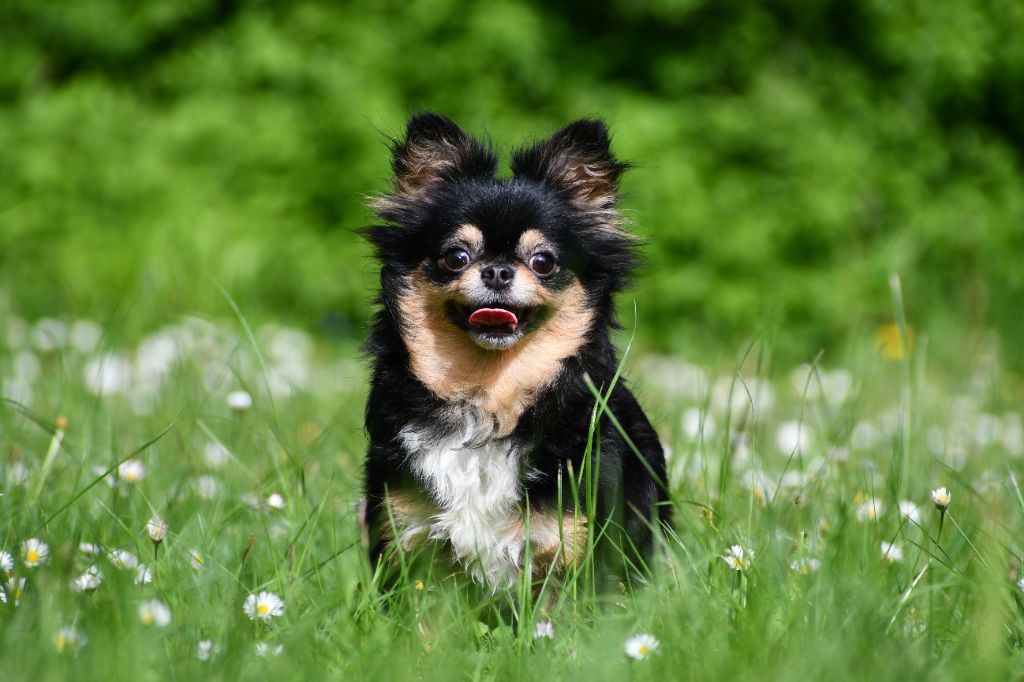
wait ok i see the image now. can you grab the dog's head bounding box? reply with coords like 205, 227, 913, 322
367, 113, 636, 354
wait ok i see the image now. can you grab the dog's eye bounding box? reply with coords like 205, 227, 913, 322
528, 252, 557, 276
441, 248, 471, 272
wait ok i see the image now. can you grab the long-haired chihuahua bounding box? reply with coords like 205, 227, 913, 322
361, 113, 670, 591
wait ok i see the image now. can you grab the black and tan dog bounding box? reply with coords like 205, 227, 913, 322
361, 113, 669, 590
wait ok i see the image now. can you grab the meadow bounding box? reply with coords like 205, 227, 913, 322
3, 0, 1024, 678
1, 283, 1022, 680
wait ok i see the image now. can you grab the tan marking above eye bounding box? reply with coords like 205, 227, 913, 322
516, 229, 549, 258
454, 224, 484, 251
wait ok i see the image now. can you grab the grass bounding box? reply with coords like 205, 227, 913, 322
1, 304, 1022, 681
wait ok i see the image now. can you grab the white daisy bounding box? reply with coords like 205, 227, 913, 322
265, 493, 286, 510
898, 501, 921, 524
71, 565, 103, 592
79, 542, 103, 556
931, 487, 951, 510
22, 538, 49, 567
134, 564, 153, 585
534, 620, 555, 639
790, 558, 821, 574
204, 442, 230, 468
146, 516, 168, 543
777, 421, 813, 454
6, 576, 25, 605
856, 498, 884, 522
195, 475, 220, 500
196, 639, 218, 661
54, 625, 87, 654
138, 599, 172, 627
107, 549, 139, 570
624, 633, 660, 660
722, 544, 754, 572
244, 591, 284, 621
1017, 576, 1024, 594
0, 551, 13, 573
118, 459, 145, 484
255, 641, 284, 657
227, 390, 253, 411
880, 541, 903, 563
189, 549, 205, 571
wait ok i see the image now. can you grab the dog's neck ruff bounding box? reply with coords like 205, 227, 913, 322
399, 413, 527, 589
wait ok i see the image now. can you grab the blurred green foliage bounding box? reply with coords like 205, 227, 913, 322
2, 0, 1023, 367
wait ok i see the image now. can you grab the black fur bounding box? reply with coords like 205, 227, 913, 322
362, 113, 670, 584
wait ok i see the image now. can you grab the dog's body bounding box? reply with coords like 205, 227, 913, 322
362, 113, 669, 590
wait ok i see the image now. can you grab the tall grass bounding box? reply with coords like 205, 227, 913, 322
0, 305, 1021, 680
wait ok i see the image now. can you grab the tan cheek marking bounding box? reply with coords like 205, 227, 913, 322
454, 224, 484, 251
397, 272, 594, 438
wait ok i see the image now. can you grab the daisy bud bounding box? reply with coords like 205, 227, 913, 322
146, 516, 168, 543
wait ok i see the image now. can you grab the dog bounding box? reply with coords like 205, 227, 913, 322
361, 113, 670, 591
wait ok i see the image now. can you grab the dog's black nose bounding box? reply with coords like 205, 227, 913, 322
480, 264, 515, 290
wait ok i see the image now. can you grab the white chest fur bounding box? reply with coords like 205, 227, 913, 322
399, 420, 527, 589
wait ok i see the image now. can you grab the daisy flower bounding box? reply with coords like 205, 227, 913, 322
138, 599, 172, 627
880, 541, 903, 563
71, 565, 103, 592
204, 442, 230, 468
534, 620, 555, 639
134, 564, 153, 585
6, 577, 25, 605
22, 538, 49, 567
255, 642, 284, 657
118, 459, 146, 483
79, 542, 102, 556
0, 551, 13, 573
856, 497, 884, 522
107, 549, 139, 570
265, 493, 286, 510
898, 501, 921, 524
54, 625, 87, 654
146, 516, 168, 543
189, 549, 205, 570
624, 633, 660, 660
722, 544, 754, 572
244, 591, 284, 621
1017, 576, 1024, 594
931, 487, 951, 510
227, 390, 253, 411
790, 558, 821, 574
196, 639, 218, 661
195, 475, 220, 500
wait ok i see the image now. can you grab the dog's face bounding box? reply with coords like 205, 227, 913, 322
420, 206, 588, 351
368, 114, 636, 355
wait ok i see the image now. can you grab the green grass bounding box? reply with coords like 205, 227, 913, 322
1, 306, 1022, 681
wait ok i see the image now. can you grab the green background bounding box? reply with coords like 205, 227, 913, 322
2, 0, 1023, 369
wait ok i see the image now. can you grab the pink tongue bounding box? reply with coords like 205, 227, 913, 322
468, 308, 518, 327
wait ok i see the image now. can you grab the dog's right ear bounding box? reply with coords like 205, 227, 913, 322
383, 113, 496, 205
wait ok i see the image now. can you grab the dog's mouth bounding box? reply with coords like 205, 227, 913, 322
446, 302, 542, 350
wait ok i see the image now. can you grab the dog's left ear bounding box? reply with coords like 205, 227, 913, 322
511, 119, 630, 215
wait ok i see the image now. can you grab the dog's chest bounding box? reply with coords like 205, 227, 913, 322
398, 421, 526, 588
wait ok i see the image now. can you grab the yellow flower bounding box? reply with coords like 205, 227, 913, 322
874, 324, 914, 360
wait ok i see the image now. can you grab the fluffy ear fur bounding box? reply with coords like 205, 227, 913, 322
381, 113, 496, 207
510, 119, 630, 217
